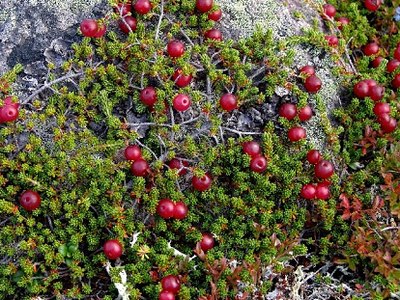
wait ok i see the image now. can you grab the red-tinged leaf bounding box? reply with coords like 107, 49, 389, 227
342, 209, 352, 220
357, 244, 368, 255
372, 196, 384, 209
339, 194, 350, 209
352, 211, 362, 221
383, 251, 392, 263
352, 198, 363, 211
382, 173, 393, 186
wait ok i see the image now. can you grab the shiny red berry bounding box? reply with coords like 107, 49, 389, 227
172, 69, 192, 88
93, 23, 107, 38
395, 47, 400, 61
373, 102, 390, 117
369, 85, 384, 101
315, 183, 330, 200
300, 65, 315, 77
103, 239, 123, 260
315, 160, 334, 179
124, 145, 142, 161
118, 16, 137, 34
208, 8, 222, 21
325, 35, 338, 47
173, 94, 191, 112
80, 19, 98, 37
322, 4, 336, 18
278, 103, 297, 120
387, 59, 400, 73
140, 86, 157, 107
0, 104, 19, 123
192, 174, 212, 191
363, 42, 379, 56
337, 17, 350, 30
392, 74, 400, 89
242, 141, 261, 157
364, 0, 382, 11
159, 290, 175, 300
20, 190, 41, 211
379, 115, 397, 133
371, 56, 383, 68
168, 158, 188, 176
133, 0, 151, 14
173, 201, 188, 220
220, 93, 238, 111
156, 199, 175, 219
204, 29, 222, 41
161, 275, 181, 294
250, 156, 267, 173
353, 80, 370, 99
200, 233, 214, 251
131, 159, 149, 176
307, 149, 321, 165
298, 105, 313, 122
300, 184, 316, 200
304, 75, 322, 93
115, 3, 132, 16
167, 40, 185, 58
196, 0, 213, 13
288, 126, 306, 142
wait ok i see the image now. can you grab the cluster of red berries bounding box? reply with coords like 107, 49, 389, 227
353, 79, 397, 133
156, 199, 188, 220
300, 150, 334, 200
196, 0, 223, 41
300, 65, 322, 94
0, 96, 19, 123
321, 4, 350, 47
242, 141, 267, 173
159, 275, 181, 300
80, 19, 106, 38
125, 145, 151, 177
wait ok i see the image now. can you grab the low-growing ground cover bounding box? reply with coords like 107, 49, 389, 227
0, 0, 400, 299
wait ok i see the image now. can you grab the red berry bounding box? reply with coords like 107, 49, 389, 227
392, 74, 400, 89
115, 3, 132, 16
242, 141, 261, 157
208, 8, 222, 21
371, 56, 383, 68
196, 0, 213, 13
140, 86, 157, 107
364, 0, 382, 11
364, 79, 377, 89
161, 275, 181, 294
379, 115, 397, 133
0, 104, 19, 123
133, 0, 151, 14
307, 149, 321, 165
387, 59, 400, 73
131, 159, 149, 176
103, 239, 123, 260
156, 199, 175, 219
167, 40, 185, 58
204, 29, 223, 41
288, 126, 306, 142
298, 105, 313, 122
220, 93, 238, 111
337, 17, 350, 30
373, 102, 390, 117
173, 94, 191, 112
314, 160, 334, 179
315, 183, 330, 200
369, 85, 384, 101
363, 42, 379, 56
300, 65, 315, 77
172, 69, 192, 88
304, 75, 322, 93
394, 47, 400, 61
80, 19, 98, 37
20, 190, 41, 211
159, 290, 175, 300
322, 4, 336, 18
300, 184, 316, 200
173, 201, 188, 220
192, 173, 212, 191
250, 156, 267, 173
325, 35, 338, 47
353, 80, 370, 99
93, 24, 106, 38
278, 103, 297, 120
118, 16, 137, 34
200, 233, 214, 251
124, 145, 142, 161
168, 158, 188, 176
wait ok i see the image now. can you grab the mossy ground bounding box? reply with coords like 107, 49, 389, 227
0, 0, 400, 299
